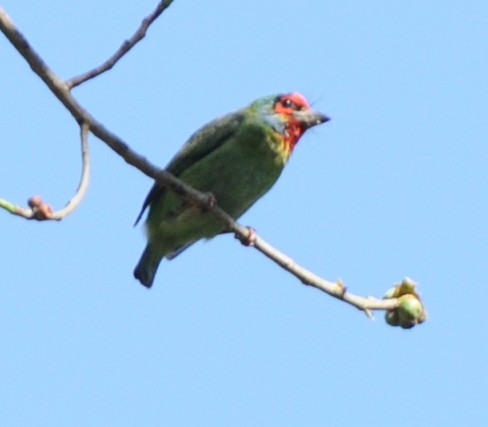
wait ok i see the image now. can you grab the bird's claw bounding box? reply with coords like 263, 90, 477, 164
236, 226, 257, 246
205, 192, 217, 210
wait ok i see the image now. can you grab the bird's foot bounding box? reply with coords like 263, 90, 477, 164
236, 226, 257, 246
201, 192, 217, 211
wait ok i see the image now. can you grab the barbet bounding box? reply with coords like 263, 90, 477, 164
134, 92, 329, 287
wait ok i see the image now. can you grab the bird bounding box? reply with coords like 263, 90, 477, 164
134, 92, 329, 288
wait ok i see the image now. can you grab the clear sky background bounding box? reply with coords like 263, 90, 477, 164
1, 1, 487, 425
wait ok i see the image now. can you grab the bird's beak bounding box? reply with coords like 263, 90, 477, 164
294, 110, 330, 130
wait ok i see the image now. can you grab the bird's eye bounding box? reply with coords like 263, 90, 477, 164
282, 98, 298, 110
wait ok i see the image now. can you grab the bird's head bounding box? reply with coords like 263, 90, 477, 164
251, 92, 330, 152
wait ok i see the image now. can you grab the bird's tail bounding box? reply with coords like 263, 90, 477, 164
134, 245, 162, 288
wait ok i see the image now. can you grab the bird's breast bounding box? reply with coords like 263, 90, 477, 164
179, 122, 286, 218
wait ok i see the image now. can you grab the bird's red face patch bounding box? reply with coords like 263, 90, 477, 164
274, 93, 312, 152
274, 92, 310, 115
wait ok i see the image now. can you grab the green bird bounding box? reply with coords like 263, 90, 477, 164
134, 92, 329, 288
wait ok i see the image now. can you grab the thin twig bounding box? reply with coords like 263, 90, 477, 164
50, 122, 91, 219
0, 122, 91, 221
0, 198, 33, 218
66, 0, 174, 89
248, 235, 400, 312
0, 7, 425, 322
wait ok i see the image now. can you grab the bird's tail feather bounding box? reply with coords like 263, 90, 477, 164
134, 245, 162, 288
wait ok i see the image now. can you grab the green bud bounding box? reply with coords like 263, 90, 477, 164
385, 310, 400, 327
397, 294, 426, 329
383, 277, 427, 329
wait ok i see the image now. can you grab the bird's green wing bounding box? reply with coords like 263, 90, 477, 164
165, 110, 246, 175
134, 110, 246, 225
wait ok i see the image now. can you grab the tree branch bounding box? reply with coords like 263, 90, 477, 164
0, 122, 90, 221
0, 6, 427, 327
50, 122, 91, 220
67, 0, 175, 89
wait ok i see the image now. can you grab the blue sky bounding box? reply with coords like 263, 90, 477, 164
1, 1, 487, 425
